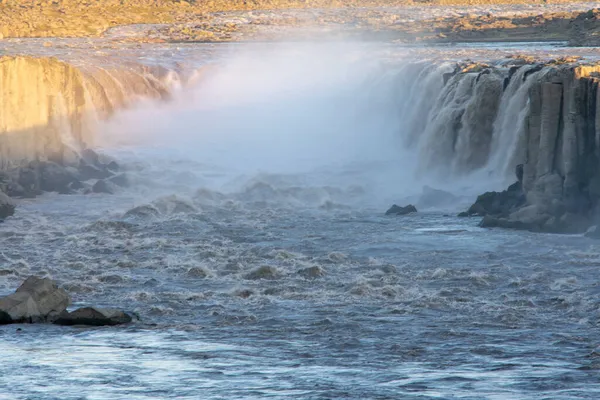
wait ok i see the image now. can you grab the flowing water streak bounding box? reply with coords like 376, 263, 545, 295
487, 65, 548, 182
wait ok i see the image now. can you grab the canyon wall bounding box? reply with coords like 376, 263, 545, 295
395, 59, 600, 232
0, 56, 174, 169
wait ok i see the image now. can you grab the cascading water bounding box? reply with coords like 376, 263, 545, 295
3, 43, 600, 399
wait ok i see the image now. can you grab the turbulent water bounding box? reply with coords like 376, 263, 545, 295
3, 43, 600, 399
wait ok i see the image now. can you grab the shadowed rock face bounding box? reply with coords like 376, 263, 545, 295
456, 62, 600, 233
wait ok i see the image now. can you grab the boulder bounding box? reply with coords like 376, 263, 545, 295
124, 204, 161, 219
585, 225, 600, 239
80, 163, 113, 180
0, 276, 70, 324
39, 161, 79, 193
108, 173, 132, 188
92, 179, 118, 194
464, 181, 525, 217
0, 191, 15, 220
418, 186, 458, 208
54, 307, 132, 326
385, 204, 418, 216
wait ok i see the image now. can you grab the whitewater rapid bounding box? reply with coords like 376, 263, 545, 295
2, 42, 600, 399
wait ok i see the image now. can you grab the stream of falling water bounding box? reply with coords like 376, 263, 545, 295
2, 43, 600, 399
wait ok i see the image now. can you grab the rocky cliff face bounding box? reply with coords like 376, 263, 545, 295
0, 56, 172, 168
405, 59, 600, 232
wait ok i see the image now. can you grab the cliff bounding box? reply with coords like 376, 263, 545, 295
417, 59, 600, 232
0, 56, 172, 168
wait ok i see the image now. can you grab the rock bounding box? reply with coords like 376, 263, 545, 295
39, 161, 78, 193
106, 161, 120, 172
92, 179, 118, 194
418, 186, 458, 208
0, 276, 70, 324
385, 204, 417, 216
585, 225, 600, 239
244, 266, 280, 280
80, 148, 101, 167
54, 307, 132, 326
124, 204, 161, 219
457, 211, 469, 217
152, 195, 197, 214
464, 181, 525, 217
108, 173, 132, 188
0, 191, 15, 220
80, 163, 113, 180
297, 266, 325, 279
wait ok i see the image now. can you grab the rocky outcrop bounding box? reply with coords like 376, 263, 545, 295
385, 204, 417, 216
0, 191, 15, 220
54, 307, 133, 327
0, 276, 70, 324
439, 61, 600, 233
0, 276, 133, 326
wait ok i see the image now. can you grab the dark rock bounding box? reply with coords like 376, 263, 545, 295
0, 276, 70, 324
464, 181, 525, 217
0, 191, 15, 220
80, 163, 113, 180
124, 204, 161, 219
80, 149, 101, 167
18, 165, 40, 194
39, 162, 78, 193
54, 307, 132, 327
418, 186, 458, 208
297, 266, 325, 279
385, 204, 418, 216
106, 161, 120, 172
92, 179, 118, 194
457, 211, 469, 217
585, 225, 600, 239
108, 173, 132, 188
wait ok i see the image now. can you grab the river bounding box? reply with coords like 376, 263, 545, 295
1, 41, 600, 399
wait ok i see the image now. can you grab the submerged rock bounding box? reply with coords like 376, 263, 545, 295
244, 265, 280, 280
0, 191, 15, 220
92, 179, 118, 194
385, 204, 417, 216
418, 186, 458, 208
54, 307, 132, 327
108, 173, 132, 188
124, 204, 161, 219
0, 276, 70, 324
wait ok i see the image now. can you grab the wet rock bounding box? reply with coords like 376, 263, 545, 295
464, 181, 525, 217
17, 165, 41, 195
124, 204, 161, 219
0, 276, 70, 324
418, 186, 458, 208
385, 204, 417, 216
0, 191, 16, 220
244, 265, 280, 280
153, 195, 197, 214
108, 173, 132, 188
54, 307, 132, 326
106, 161, 120, 172
80, 163, 113, 180
297, 266, 325, 279
80, 148, 101, 167
585, 225, 600, 239
92, 179, 118, 194
39, 161, 79, 193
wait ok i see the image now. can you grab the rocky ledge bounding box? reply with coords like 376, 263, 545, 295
0, 276, 132, 327
449, 60, 600, 235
